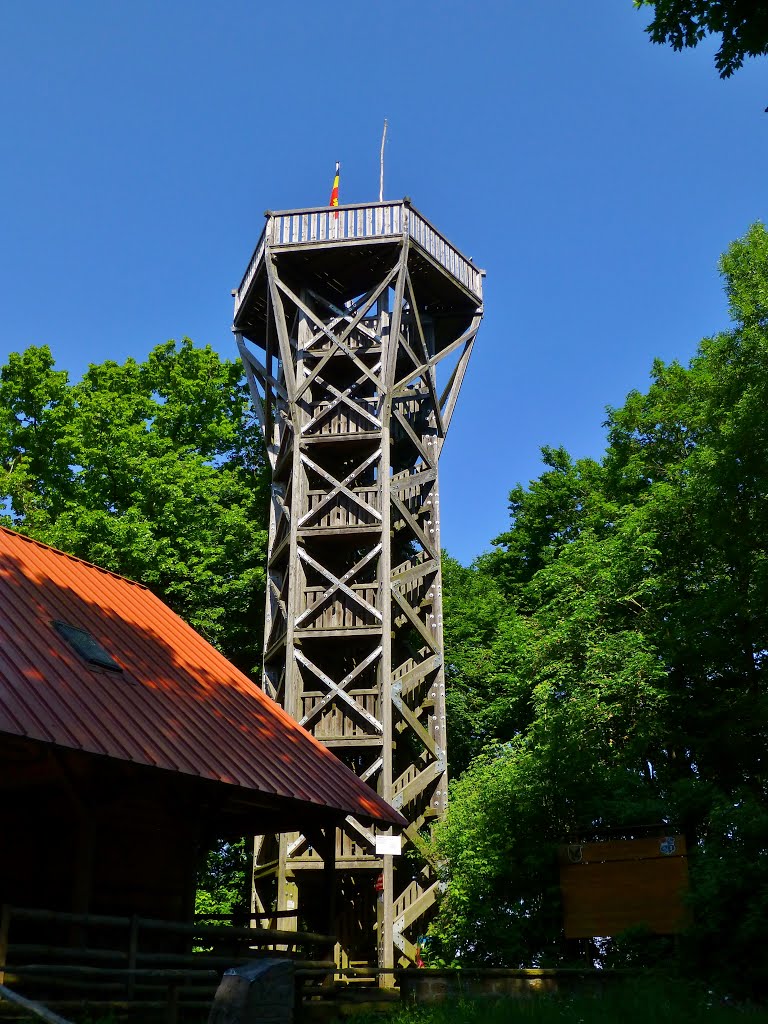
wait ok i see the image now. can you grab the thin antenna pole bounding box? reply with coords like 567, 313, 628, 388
379, 118, 388, 202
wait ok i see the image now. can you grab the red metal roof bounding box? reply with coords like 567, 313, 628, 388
0, 526, 403, 828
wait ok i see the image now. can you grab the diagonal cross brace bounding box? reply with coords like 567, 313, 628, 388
391, 687, 438, 758
295, 649, 383, 733
392, 408, 436, 469
304, 285, 388, 349
299, 450, 382, 526
299, 645, 383, 730
391, 586, 439, 654
277, 273, 395, 396
301, 361, 383, 435
302, 279, 388, 351
391, 494, 438, 562
393, 321, 481, 394
293, 281, 388, 405
392, 758, 445, 811
404, 268, 445, 438
240, 344, 289, 402
295, 543, 383, 626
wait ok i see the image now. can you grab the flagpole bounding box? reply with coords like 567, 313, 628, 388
379, 119, 388, 202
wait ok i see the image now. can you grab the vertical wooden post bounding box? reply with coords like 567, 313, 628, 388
318, 826, 337, 975
71, 814, 94, 949
127, 913, 139, 1000
0, 904, 10, 986
379, 240, 408, 983
166, 980, 180, 1024
303, 822, 337, 1002
270, 261, 303, 939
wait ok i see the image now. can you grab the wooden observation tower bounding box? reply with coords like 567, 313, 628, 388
233, 198, 483, 973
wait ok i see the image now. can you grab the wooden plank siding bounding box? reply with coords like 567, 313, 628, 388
559, 837, 689, 938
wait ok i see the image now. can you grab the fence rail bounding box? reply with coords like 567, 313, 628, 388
0, 904, 335, 1023
234, 201, 483, 315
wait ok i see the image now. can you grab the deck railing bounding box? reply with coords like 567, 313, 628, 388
271, 202, 403, 247
234, 201, 483, 315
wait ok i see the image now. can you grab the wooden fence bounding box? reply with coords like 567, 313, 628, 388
0, 905, 336, 1022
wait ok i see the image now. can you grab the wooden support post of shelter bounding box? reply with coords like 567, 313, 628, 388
0, 904, 10, 987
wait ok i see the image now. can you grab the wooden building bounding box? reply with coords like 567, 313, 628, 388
232, 199, 484, 973
0, 525, 403, 934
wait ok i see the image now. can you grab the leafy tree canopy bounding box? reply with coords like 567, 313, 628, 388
634, 0, 768, 77
0, 338, 269, 678
431, 224, 768, 991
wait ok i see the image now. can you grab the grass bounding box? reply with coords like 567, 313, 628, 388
350, 979, 768, 1023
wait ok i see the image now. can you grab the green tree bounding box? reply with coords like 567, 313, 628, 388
195, 838, 251, 919
432, 224, 768, 989
634, 0, 768, 77
442, 553, 518, 775
0, 338, 269, 678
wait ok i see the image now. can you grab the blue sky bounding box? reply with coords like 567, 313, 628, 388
1, 1, 766, 563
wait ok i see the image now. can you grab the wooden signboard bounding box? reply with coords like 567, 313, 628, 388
559, 835, 689, 938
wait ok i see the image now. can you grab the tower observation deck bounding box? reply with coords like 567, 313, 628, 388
233, 198, 483, 975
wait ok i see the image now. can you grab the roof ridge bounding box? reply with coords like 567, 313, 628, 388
0, 525, 150, 590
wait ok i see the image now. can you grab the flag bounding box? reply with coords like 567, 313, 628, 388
329, 161, 340, 216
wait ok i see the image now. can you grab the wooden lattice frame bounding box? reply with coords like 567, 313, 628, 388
234, 202, 483, 974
